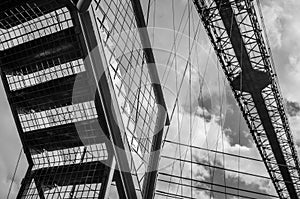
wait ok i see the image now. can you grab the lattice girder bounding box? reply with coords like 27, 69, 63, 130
193, 0, 300, 198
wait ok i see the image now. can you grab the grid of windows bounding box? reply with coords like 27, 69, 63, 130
21, 173, 105, 199
0, 3, 72, 50
32, 143, 108, 169
19, 101, 97, 132
7, 59, 85, 91
92, 0, 159, 192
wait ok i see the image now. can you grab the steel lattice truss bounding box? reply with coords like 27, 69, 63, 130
193, 0, 300, 198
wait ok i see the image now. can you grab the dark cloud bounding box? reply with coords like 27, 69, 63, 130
195, 92, 214, 122
286, 100, 300, 117
222, 89, 253, 148
197, 92, 212, 113
182, 84, 254, 148
181, 91, 214, 122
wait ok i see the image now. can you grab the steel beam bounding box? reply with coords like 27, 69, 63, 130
214, 1, 297, 197
129, 1, 168, 199
98, 157, 116, 199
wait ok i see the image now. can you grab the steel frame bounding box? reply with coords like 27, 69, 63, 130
0, 1, 114, 198
0, 0, 167, 198
193, 0, 300, 198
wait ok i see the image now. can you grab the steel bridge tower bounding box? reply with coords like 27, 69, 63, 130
193, 0, 300, 198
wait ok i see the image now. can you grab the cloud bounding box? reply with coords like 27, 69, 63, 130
286, 100, 300, 117
221, 90, 253, 148
260, 2, 284, 49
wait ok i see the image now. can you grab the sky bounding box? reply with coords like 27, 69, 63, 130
1, 0, 300, 198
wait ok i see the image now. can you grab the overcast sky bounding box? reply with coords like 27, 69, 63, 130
1, 0, 300, 198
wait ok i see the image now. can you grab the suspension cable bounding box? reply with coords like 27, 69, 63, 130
7, 148, 23, 199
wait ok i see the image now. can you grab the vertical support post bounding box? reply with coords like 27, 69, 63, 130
98, 158, 116, 199
129, 1, 168, 199
115, 171, 126, 199
34, 178, 45, 199
142, 109, 167, 199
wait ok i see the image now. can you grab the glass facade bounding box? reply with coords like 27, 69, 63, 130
0, 0, 163, 198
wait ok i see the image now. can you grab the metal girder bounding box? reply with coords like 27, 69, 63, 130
193, 0, 300, 198
98, 157, 116, 199
129, 1, 168, 199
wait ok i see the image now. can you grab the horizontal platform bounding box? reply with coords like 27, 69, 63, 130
1, 27, 83, 74
10, 72, 93, 112
0, 0, 70, 29
24, 118, 109, 153
32, 161, 115, 188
